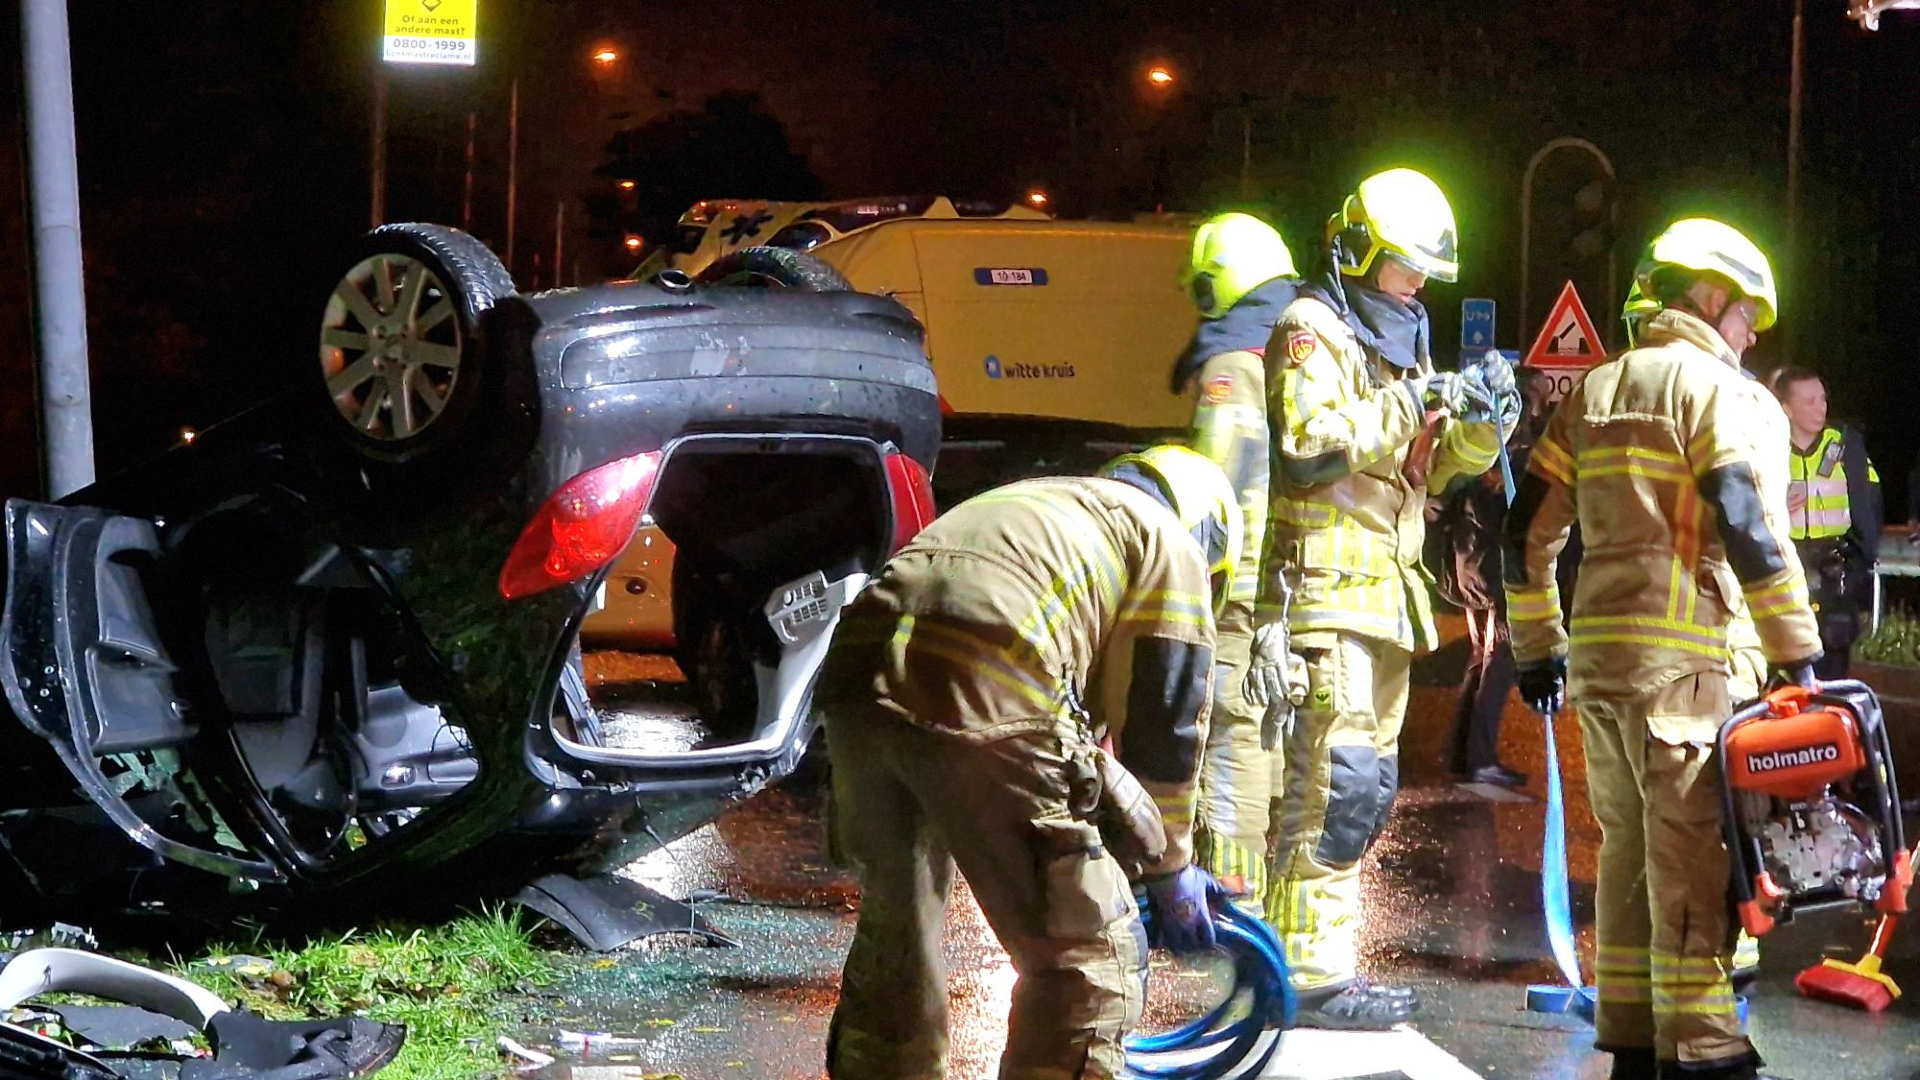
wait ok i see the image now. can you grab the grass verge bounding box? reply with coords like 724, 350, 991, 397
173, 906, 559, 1080
1859, 604, 1920, 667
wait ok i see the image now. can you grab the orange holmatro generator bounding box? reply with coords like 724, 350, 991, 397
1720, 681, 1912, 937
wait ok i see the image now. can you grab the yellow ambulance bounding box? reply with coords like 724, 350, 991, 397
589, 196, 1199, 653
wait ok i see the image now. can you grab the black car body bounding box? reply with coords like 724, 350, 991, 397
0, 228, 938, 930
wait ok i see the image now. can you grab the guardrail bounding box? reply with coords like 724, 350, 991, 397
1872, 527, 1920, 634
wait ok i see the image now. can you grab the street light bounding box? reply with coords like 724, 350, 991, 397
623, 235, 644, 253
1146, 65, 1175, 89
617, 179, 636, 191
1850, 0, 1920, 28
591, 46, 620, 67
1025, 189, 1049, 209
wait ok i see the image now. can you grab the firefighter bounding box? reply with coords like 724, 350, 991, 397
1632, 284, 1776, 993
1250, 167, 1516, 1028
1171, 212, 1307, 910
1505, 218, 1820, 1080
817, 445, 1241, 1080
1772, 368, 1882, 678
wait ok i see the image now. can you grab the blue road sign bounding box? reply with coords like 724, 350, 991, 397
1462, 297, 1496, 352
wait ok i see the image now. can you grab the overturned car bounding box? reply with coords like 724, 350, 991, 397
0, 229, 938, 935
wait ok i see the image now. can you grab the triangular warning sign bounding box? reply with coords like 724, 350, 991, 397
1524, 281, 1605, 369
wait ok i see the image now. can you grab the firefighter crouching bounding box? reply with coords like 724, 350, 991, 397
1172, 212, 1307, 910
816, 445, 1242, 1080
1505, 218, 1820, 1080
1251, 167, 1517, 1028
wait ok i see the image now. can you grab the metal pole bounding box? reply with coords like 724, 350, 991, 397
370, 61, 388, 228
462, 111, 476, 231
20, 0, 95, 496
1787, 0, 1805, 345
1519, 136, 1614, 347
505, 76, 519, 276
554, 199, 565, 288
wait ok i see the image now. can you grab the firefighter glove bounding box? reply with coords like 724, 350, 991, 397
1259, 696, 1298, 752
1246, 623, 1308, 710
1142, 864, 1218, 954
1768, 658, 1821, 692
1517, 656, 1567, 716
1403, 370, 1481, 419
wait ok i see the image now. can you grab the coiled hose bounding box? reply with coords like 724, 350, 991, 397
1125, 888, 1296, 1079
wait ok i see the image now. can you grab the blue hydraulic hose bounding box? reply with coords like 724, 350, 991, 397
1124, 902, 1294, 1079
1500, 422, 1588, 1011
1540, 704, 1583, 993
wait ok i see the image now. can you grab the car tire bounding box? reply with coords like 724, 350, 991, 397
315, 224, 517, 467
695, 246, 852, 291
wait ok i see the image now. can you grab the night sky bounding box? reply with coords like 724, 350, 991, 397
2, 1, 1916, 506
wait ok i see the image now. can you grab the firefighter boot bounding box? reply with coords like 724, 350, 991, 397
1293, 978, 1420, 1030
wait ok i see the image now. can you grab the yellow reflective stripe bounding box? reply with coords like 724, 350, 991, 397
1579, 459, 1693, 483
1687, 427, 1717, 464
1746, 575, 1810, 618
1675, 478, 1702, 624
1570, 615, 1728, 659
1531, 438, 1575, 485
1274, 500, 1336, 529
1507, 588, 1560, 621
1018, 552, 1123, 654
904, 621, 1058, 711
1580, 445, 1686, 465
1153, 796, 1195, 827
1651, 991, 1743, 1006
1650, 954, 1732, 971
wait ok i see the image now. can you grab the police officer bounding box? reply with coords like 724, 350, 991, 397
1249, 167, 1515, 1028
1171, 212, 1306, 908
817, 445, 1241, 1080
1772, 368, 1881, 678
1506, 218, 1820, 1080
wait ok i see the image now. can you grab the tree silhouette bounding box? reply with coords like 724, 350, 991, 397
591, 92, 824, 254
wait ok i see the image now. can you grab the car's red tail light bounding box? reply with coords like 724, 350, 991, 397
886, 451, 936, 552
499, 451, 664, 599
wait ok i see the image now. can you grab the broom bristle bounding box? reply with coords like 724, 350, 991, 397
1796, 962, 1897, 1013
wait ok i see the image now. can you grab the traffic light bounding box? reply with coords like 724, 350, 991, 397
1568, 177, 1614, 262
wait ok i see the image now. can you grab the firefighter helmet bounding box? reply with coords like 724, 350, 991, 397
1184, 213, 1298, 319
1099, 445, 1243, 616
1332, 167, 1459, 284
1635, 217, 1778, 331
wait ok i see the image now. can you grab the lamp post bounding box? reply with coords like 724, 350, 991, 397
19, 0, 95, 495
1143, 62, 1257, 201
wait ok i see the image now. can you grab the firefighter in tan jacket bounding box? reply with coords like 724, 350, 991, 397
1171, 212, 1304, 908
1251, 168, 1516, 1028
1505, 219, 1821, 1080
816, 446, 1241, 1080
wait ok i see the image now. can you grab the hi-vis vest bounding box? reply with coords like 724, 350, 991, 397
1787, 427, 1876, 540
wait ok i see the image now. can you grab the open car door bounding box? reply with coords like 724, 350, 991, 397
0, 499, 280, 882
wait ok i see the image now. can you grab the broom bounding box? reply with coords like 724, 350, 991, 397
1795, 912, 1903, 1012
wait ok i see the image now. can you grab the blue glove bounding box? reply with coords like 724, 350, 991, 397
1142, 865, 1218, 954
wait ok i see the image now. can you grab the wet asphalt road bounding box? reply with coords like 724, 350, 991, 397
535, 631, 1920, 1080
